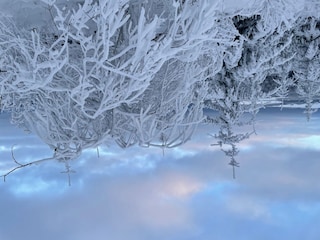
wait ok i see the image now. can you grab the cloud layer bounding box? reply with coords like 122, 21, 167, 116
1, 110, 320, 240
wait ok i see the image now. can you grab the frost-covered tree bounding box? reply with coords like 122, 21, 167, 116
3, 0, 320, 181
1, 0, 221, 179
112, 59, 206, 153
0, 16, 68, 111
295, 55, 320, 120
1, 0, 164, 178
46, 0, 165, 119
205, 68, 256, 177
291, 16, 320, 120
205, 4, 296, 175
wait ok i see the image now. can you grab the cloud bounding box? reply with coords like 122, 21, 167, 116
226, 195, 271, 221
2, 110, 320, 240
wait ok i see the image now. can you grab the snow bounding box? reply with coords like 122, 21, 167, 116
271, 102, 320, 109
218, 0, 255, 12
0, 0, 50, 29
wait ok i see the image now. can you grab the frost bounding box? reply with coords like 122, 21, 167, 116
1, 0, 320, 180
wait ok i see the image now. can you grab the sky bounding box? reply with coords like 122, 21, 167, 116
1, 108, 320, 240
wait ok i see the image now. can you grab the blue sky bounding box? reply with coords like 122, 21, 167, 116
1, 108, 320, 240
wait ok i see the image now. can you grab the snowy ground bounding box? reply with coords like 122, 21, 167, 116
0, 0, 49, 29
0, 0, 86, 30
0, 0, 311, 58
0, 0, 307, 29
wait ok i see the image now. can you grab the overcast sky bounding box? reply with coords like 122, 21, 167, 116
1, 108, 320, 240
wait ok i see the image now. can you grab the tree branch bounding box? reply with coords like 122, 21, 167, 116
1, 146, 55, 182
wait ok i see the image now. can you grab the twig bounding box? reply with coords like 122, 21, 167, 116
61, 162, 76, 186
229, 159, 240, 179
97, 147, 100, 158
1, 145, 54, 182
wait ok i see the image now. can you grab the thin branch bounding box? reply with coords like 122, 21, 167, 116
1, 146, 54, 182
229, 159, 240, 179
97, 147, 100, 158
61, 162, 76, 186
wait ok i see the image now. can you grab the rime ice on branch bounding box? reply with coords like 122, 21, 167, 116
1, 0, 320, 180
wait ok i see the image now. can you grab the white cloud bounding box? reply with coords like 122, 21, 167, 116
12, 179, 52, 195
158, 174, 204, 199
226, 195, 271, 221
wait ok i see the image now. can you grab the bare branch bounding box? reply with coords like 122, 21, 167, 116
61, 162, 76, 186
1, 146, 55, 182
